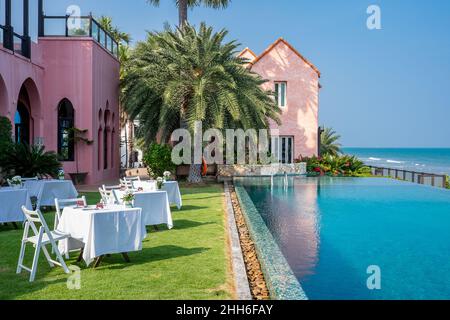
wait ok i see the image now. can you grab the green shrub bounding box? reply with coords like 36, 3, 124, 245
143, 143, 175, 178
0, 116, 13, 164
446, 175, 450, 189
0, 117, 14, 183
302, 154, 371, 177
2, 143, 61, 178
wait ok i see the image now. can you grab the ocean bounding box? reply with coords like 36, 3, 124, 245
343, 148, 450, 176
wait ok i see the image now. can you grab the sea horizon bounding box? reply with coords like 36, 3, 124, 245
343, 147, 450, 176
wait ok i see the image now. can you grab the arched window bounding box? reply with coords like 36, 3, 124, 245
15, 103, 30, 144
104, 110, 110, 170
57, 99, 75, 161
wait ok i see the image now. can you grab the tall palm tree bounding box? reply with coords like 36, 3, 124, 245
147, 0, 231, 27
320, 127, 342, 157
121, 23, 281, 182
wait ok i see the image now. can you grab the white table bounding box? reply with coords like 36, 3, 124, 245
163, 181, 182, 209
0, 188, 32, 223
57, 205, 146, 266
114, 189, 173, 229
24, 180, 78, 208
132, 181, 156, 192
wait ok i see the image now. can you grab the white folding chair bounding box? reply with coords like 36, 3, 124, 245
102, 184, 121, 191
54, 197, 87, 230
55, 197, 87, 258
99, 188, 116, 205
17, 206, 70, 282
120, 179, 134, 190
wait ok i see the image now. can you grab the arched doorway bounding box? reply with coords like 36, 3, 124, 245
14, 79, 41, 145
14, 102, 30, 144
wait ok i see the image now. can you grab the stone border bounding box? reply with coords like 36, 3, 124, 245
234, 183, 308, 300
224, 182, 252, 300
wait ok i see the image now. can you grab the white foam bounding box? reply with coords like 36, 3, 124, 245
387, 160, 404, 164
368, 157, 381, 161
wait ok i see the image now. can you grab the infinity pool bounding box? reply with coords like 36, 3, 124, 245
236, 177, 450, 300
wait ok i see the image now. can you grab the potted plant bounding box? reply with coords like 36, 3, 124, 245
68, 128, 93, 185
156, 177, 164, 190
163, 171, 172, 182
58, 169, 65, 180
9, 176, 22, 189
122, 191, 135, 208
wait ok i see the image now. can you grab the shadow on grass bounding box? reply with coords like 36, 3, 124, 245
173, 219, 215, 230
178, 205, 209, 212
91, 245, 210, 270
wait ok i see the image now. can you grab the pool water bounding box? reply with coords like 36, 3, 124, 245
237, 177, 450, 300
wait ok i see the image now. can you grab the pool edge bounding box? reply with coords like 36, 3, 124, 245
234, 184, 308, 301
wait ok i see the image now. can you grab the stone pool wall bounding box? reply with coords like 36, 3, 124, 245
218, 163, 306, 181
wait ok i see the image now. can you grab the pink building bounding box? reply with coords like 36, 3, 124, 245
239, 38, 321, 162
0, 0, 120, 184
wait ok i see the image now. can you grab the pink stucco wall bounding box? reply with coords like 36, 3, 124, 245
0, 37, 120, 185
247, 39, 320, 158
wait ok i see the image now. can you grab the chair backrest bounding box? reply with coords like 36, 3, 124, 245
120, 179, 134, 190
102, 185, 121, 191
125, 176, 141, 182
112, 189, 126, 204
99, 188, 116, 204
54, 197, 87, 219
21, 206, 53, 239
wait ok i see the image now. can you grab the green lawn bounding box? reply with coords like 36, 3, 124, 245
0, 185, 232, 300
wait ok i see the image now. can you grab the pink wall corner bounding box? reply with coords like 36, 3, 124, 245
251, 41, 320, 158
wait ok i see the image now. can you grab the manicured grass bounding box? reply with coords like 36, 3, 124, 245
0, 185, 232, 300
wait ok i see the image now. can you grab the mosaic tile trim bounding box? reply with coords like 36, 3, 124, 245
234, 184, 308, 300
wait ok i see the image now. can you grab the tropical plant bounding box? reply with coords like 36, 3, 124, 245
320, 127, 342, 157
304, 154, 371, 177
2, 144, 61, 178
446, 175, 450, 189
147, 0, 231, 26
0, 116, 13, 165
143, 143, 176, 178
122, 23, 281, 182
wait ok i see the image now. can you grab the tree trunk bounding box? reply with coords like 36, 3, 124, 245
179, 0, 188, 27
127, 120, 134, 168
188, 164, 202, 183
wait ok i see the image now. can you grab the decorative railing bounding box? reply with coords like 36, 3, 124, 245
41, 15, 119, 58
368, 165, 447, 188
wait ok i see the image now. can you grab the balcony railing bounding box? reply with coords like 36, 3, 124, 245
368, 165, 448, 188
1, 24, 31, 58
41, 15, 119, 58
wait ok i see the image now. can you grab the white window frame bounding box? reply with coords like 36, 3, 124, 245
275, 82, 287, 108
271, 136, 294, 164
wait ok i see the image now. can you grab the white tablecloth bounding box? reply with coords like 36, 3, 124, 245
163, 181, 182, 209
0, 188, 32, 223
57, 205, 146, 266
113, 190, 173, 229
132, 181, 156, 192
24, 180, 78, 207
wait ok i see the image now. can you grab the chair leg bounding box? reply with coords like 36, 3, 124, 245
30, 244, 41, 282
76, 248, 84, 263
41, 245, 55, 268
16, 240, 27, 274
51, 243, 70, 274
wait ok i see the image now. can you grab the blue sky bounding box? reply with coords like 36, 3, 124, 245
9, 0, 450, 147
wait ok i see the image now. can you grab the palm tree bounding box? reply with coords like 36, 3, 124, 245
147, 0, 231, 27
320, 127, 342, 157
121, 23, 281, 182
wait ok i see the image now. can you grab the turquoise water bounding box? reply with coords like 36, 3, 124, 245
344, 148, 450, 175
239, 176, 450, 300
